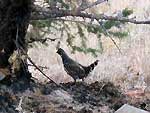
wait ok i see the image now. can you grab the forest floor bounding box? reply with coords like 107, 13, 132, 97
0, 78, 149, 113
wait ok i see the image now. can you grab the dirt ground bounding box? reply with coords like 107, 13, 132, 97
0, 79, 149, 113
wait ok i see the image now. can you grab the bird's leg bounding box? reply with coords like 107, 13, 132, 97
74, 78, 76, 83
69, 79, 76, 86
81, 78, 84, 82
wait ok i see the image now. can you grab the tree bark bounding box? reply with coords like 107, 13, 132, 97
0, 0, 32, 83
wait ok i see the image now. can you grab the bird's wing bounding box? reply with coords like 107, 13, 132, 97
64, 62, 85, 79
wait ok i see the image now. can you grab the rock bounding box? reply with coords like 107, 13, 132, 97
115, 104, 149, 113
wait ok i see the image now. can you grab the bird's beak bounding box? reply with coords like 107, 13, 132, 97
56, 49, 60, 54
56, 49, 59, 53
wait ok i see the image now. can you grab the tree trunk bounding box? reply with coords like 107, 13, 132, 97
0, 0, 32, 84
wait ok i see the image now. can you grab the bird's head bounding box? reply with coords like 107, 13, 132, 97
95, 60, 99, 64
56, 48, 65, 56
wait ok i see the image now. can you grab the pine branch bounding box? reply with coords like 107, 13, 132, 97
31, 7, 150, 25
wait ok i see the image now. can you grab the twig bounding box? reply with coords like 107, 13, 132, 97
100, 84, 106, 91
14, 24, 29, 77
78, 0, 108, 11
98, 21, 122, 54
28, 37, 60, 43
15, 96, 24, 113
28, 63, 49, 70
18, 46, 67, 91
25, 52, 55, 83
26, 53, 67, 91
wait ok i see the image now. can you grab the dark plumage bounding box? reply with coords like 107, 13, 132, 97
57, 48, 99, 82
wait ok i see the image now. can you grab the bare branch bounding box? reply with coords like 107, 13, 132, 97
99, 21, 122, 54
77, 0, 108, 11
31, 7, 150, 25
28, 37, 60, 43
25, 52, 67, 91
28, 64, 49, 70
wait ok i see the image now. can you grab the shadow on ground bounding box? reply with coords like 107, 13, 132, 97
0, 79, 149, 113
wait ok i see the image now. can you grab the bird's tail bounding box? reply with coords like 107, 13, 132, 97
84, 60, 99, 74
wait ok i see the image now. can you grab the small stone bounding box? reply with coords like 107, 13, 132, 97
115, 104, 149, 113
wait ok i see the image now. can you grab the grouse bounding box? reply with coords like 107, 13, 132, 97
57, 48, 99, 82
